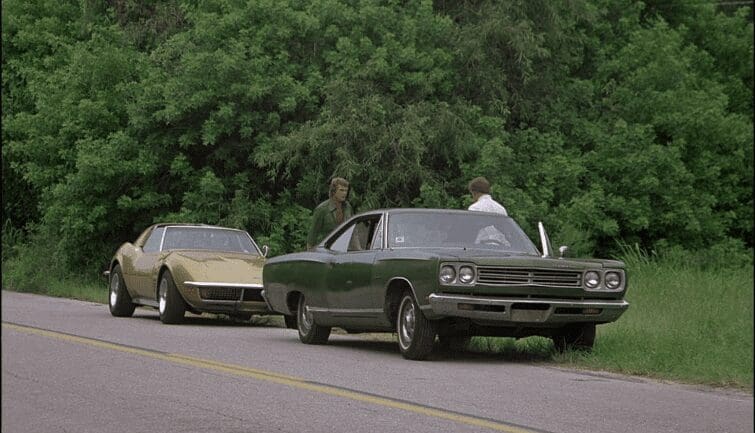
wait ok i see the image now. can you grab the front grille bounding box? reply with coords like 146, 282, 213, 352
477, 267, 582, 288
199, 287, 241, 301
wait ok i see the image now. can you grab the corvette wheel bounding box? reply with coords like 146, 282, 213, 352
397, 292, 436, 360
108, 265, 136, 317
158, 270, 186, 324
551, 323, 596, 352
297, 295, 330, 344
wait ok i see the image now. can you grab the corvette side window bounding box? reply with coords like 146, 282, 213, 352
143, 227, 165, 253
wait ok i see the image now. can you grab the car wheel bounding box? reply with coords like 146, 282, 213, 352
283, 314, 297, 329
108, 265, 136, 317
397, 291, 437, 360
437, 335, 471, 352
551, 323, 596, 352
297, 295, 330, 344
158, 270, 186, 324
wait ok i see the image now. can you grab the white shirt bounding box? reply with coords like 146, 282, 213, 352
468, 194, 508, 215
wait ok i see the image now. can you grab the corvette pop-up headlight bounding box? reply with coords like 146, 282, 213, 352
439, 265, 456, 284
458, 266, 475, 284
584, 271, 600, 289
605, 271, 622, 290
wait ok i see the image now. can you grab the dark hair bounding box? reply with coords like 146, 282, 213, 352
329, 177, 350, 197
468, 176, 490, 194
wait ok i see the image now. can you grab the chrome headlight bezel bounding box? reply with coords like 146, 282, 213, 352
583, 269, 625, 291
458, 266, 475, 284
605, 271, 622, 290
439, 265, 456, 284
584, 271, 600, 289
439, 262, 476, 285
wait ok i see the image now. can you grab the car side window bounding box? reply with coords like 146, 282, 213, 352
329, 225, 356, 253
348, 220, 373, 252
370, 216, 384, 250
142, 227, 165, 253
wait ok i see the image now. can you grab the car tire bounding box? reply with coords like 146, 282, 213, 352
552, 323, 596, 352
158, 270, 186, 324
108, 265, 136, 317
283, 314, 297, 329
397, 291, 437, 360
297, 295, 330, 344
437, 335, 471, 352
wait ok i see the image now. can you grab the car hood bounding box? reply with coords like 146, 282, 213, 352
427, 248, 624, 269
167, 251, 265, 284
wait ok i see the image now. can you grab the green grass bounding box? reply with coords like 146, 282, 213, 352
3, 249, 752, 391
469, 251, 754, 391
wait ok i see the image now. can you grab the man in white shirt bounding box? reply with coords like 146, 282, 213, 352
468, 177, 507, 215
467, 176, 509, 246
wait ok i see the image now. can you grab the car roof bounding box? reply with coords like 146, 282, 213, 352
360, 208, 511, 217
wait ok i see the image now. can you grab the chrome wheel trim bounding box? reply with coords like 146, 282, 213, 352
109, 272, 119, 307
159, 277, 168, 314
298, 297, 313, 335
398, 296, 415, 350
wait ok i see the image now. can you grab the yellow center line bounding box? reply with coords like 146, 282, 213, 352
3, 322, 543, 433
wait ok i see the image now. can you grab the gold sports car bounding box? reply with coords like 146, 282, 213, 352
105, 223, 273, 324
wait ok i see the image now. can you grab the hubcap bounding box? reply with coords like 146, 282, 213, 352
159, 278, 168, 314
109, 273, 119, 307
298, 298, 312, 334
398, 296, 415, 349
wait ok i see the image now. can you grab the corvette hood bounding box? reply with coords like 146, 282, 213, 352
168, 251, 265, 285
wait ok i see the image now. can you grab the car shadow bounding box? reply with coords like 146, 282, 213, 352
129, 309, 285, 328
326, 334, 556, 363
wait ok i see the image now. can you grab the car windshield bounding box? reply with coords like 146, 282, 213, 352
387, 212, 540, 254
161, 227, 259, 255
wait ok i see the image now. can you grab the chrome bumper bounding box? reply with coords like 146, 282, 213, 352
426, 293, 629, 324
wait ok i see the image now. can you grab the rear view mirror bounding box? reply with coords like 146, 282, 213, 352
261, 245, 269, 257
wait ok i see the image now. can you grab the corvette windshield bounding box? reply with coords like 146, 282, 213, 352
387, 212, 539, 254
161, 227, 259, 254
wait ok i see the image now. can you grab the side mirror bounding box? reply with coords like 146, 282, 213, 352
261, 245, 269, 257
537, 222, 553, 258
558, 245, 569, 258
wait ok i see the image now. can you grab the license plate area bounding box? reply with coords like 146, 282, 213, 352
510, 303, 550, 322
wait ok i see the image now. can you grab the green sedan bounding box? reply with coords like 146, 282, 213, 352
262, 209, 629, 360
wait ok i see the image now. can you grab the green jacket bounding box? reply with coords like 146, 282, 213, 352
307, 199, 353, 248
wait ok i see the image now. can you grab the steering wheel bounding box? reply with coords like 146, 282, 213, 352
481, 239, 504, 246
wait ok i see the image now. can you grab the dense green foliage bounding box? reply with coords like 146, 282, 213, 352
2, 0, 753, 273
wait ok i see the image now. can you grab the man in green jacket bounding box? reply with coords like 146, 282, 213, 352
306, 177, 353, 249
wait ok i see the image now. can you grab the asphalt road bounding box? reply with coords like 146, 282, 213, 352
2, 290, 752, 433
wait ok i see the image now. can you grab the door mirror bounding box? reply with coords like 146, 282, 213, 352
537, 221, 553, 258
558, 245, 569, 258
261, 245, 269, 257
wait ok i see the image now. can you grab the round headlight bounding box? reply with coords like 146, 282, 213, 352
584, 271, 600, 289
605, 271, 621, 289
458, 266, 475, 284
439, 265, 456, 284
